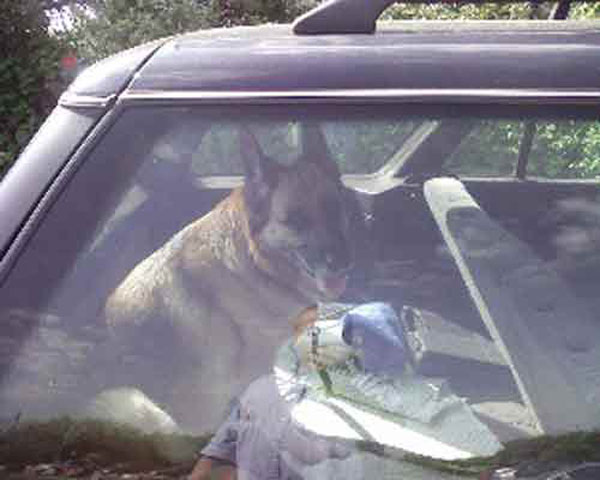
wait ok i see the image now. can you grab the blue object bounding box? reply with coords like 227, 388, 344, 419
341, 302, 408, 377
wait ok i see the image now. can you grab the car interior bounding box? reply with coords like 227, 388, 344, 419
1, 107, 600, 449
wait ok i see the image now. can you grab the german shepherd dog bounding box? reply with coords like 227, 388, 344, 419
104, 125, 358, 432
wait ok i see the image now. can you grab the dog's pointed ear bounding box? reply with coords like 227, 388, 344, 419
300, 123, 340, 178
240, 128, 279, 190
240, 128, 279, 232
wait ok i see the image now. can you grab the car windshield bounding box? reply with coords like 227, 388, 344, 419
1, 104, 600, 478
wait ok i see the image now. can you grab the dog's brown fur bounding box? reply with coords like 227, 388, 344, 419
104, 127, 356, 432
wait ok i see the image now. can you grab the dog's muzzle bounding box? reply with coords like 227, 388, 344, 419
295, 247, 352, 299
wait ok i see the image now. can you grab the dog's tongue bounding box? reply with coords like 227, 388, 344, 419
322, 274, 347, 298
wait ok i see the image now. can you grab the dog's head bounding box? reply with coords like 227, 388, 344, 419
241, 125, 354, 301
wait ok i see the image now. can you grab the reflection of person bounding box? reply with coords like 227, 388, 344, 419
188, 456, 235, 480
188, 303, 409, 480
189, 301, 503, 479
188, 306, 351, 480
190, 374, 350, 480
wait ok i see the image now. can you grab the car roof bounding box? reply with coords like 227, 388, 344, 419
62, 20, 600, 106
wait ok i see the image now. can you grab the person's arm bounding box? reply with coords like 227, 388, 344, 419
188, 456, 236, 480
188, 401, 240, 480
188, 456, 215, 480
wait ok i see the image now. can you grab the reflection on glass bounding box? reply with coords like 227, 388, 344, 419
1, 109, 600, 478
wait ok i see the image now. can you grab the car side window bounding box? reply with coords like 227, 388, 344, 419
444, 120, 523, 177
323, 121, 419, 174
190, 122, 301, 176
528, 120, 600, 179
444, 119, 600, 180
2, 106, 600, 468
187, 120, 419, 176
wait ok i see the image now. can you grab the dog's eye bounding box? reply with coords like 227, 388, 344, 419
286, 209, 310, 230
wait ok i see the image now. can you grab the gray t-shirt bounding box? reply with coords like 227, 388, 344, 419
201, 374, 347, 480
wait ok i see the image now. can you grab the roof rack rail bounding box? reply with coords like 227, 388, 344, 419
293, 0, 573, 35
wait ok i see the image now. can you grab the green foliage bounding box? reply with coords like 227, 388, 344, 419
0, 416, 209, 471
0, 0, 67, 177
324, 121, 418, 174
530, 121, 600, 179
446, 120, 600, 180
383, 2, 543, 20
384, 1, 600, 20
212, 0, 316, 26
63, 0, 214, 62
446, 121, 524, 177
572, 2, 600, 19
64, 0, 317, 63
